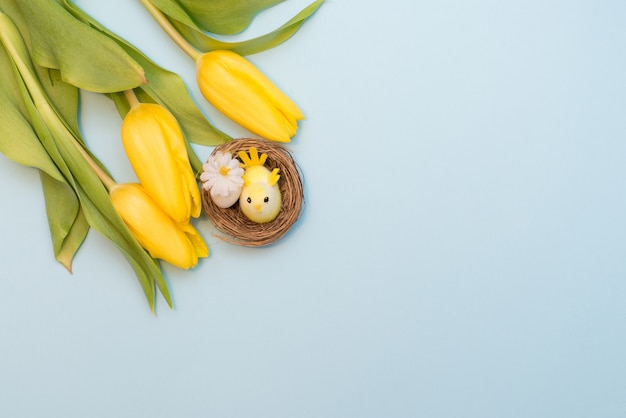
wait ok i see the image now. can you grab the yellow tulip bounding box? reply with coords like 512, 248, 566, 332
121, 103, 201, 223
110, 183, 208, 269
196, 50, 304, 143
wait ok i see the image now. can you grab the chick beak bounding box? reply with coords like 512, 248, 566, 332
254, 204, 262, 212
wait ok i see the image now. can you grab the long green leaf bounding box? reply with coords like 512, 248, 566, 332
13, 0, 146, 92
1, 0, 95, 141
0, 20, 88, 272
0, 35, 63, 180
150, 0, 285, 36
165, 0, 324, 55
40, 171, 89, 272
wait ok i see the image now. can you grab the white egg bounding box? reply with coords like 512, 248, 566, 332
210, 186, 242, 208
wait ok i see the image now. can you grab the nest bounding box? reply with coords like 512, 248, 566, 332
201, 138, 304, 246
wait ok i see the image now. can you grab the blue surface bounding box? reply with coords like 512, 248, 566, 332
1, 1, 626, 417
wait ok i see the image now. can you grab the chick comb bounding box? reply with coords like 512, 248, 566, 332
238, 147, 268, 168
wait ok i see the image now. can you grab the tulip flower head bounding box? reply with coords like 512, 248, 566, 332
121, 103, 201, 224
110, 183, 208, 269
196, 50, 304, 143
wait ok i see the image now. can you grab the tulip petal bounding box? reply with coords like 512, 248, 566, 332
153, 105, 202, 218
213, 50, 305, 123
111, 183, 205, 270
178, 222, 209, 258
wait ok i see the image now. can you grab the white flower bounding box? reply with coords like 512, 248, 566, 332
201, 152, 244, 208
201, 152, 244, 196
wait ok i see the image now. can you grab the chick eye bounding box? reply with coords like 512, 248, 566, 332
247, 197, 252, 204
264, 196, 269, 203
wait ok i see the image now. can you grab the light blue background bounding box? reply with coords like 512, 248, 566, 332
1, 0, 626, 417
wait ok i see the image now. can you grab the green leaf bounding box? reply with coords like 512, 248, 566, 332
150, 0, 285, 36
0, 22, 64, 182
1, 0, 82, 134
38, 67, 81, 138
167, 0, 324, 55
0, 14, 88, 272
40, 171, 89, 272
12, 0, 146, 93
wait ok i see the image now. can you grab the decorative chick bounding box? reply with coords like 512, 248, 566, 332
238, 147, 282, 223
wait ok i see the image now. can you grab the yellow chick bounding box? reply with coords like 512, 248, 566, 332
238, 147, 282, 223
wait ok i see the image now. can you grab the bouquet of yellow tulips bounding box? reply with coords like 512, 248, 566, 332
0, 0, 323, 311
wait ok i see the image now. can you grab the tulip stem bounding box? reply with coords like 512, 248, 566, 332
139, 0, 202, 61
124, 89, 140, 109
75, 144, 116, 190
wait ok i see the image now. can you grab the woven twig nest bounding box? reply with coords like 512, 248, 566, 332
201, 138, 304, 246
